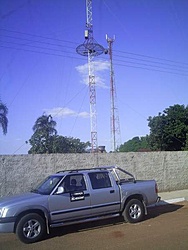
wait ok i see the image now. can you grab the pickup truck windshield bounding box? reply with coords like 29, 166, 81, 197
31, 176, 63, 195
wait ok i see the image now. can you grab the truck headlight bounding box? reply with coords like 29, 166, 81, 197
0, 208, 8, 218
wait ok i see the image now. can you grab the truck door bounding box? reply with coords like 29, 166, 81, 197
48, 174, 91, 222
88, 171, 121, 216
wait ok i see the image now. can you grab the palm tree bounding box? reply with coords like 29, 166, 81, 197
32, 114, 57, 136
28, 114, 57, 154
0, 100, 8, 135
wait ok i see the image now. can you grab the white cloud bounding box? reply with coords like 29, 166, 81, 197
44, 107, 90, 119
76, 60, 110, 88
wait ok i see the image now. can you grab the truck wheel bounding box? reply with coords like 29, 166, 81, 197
16, 213, 46, 244
122, 199, 144, 223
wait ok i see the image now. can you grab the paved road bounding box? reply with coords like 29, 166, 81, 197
0, 201, 188, 250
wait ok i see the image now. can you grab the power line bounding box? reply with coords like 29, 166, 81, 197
13, 142, 28, 154
0, 40, 75, 55
112, 58, 188, 74
1, 28, 188, 67
0, 44, 83, 61
69, 87, 89, 137
1, 34, 187, 73
1, 29, 188, 77
2, 34, 75, 50
0, 28, 78, 45
2, 35, 188, 73
114, 49, 188, 66
113, 53, 188, 70
113, 62, 188, 77
1, 44, 188, 77
12, 85, 89, 154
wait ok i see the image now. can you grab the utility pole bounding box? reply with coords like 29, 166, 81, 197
106, 35, 121, 152
76, 0, 105, 153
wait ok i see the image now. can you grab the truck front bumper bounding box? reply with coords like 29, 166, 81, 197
0, 222, 14, 233
0, 217, 15, 233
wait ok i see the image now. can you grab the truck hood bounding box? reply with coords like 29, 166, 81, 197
0, 192, 47, 208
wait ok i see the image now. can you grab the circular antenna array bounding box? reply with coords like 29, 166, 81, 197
76, 42, 105, 57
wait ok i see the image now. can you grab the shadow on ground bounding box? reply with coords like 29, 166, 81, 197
146, 202, 184, 220
43, 203, 184, 242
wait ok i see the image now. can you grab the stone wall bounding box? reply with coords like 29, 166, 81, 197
0, 151, 188, 197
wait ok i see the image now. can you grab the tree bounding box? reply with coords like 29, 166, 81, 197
184, 133, 188, 151
28, 115, 57, 154
28, 114, 90, 154
51, 135, 90, 153
0, 100, 8, 135
119, 136, 150, 152
148, 104, 188, 151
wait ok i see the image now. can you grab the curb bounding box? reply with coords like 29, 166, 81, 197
164, 197, 186, 204
149, 197, 186, 208
158, 197, 185, 206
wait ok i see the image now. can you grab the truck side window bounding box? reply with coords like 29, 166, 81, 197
61, 174, 86, 192
88, 172, 112, 189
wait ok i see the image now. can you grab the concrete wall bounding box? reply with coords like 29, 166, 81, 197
0, 151, 188, 197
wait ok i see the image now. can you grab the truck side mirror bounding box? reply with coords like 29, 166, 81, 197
56, 186, 64, 195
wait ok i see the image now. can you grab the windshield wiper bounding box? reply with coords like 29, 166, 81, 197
30, 189, 40, 194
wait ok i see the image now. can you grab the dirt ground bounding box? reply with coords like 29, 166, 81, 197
0, 201, 188, 250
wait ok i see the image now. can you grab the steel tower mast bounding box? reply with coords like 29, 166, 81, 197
76, 0, 105, 153
106, 35, 121, 152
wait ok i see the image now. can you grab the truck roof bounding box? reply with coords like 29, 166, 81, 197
55, 166, 135, 182
56, 166, 116, 174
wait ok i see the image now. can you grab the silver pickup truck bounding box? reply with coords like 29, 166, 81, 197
0, 166, 160, 244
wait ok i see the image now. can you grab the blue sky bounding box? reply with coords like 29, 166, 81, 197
0, 0, 188, 154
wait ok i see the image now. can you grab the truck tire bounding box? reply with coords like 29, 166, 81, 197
122, 199, 144, 223
16, 213, 46, 244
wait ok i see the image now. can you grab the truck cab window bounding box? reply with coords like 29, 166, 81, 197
88, 172, 112, 189
61, 174, 86, 192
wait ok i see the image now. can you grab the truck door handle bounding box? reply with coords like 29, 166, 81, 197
84, 193, 90, 197
110, 190, 115, 193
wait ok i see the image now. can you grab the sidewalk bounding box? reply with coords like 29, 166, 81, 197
158, 189, 188, 205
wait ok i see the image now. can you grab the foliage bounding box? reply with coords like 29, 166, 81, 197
119, 136, 150, 152
0, 100, 8, 135
28, 115, 57, 154
148, 104, 188, 151
184, 134, 188, 151
51, 135, 90, 153
28, 114, 90, 154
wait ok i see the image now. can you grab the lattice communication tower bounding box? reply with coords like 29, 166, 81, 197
106, 35, 121, 151
76, 0, 105, 152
